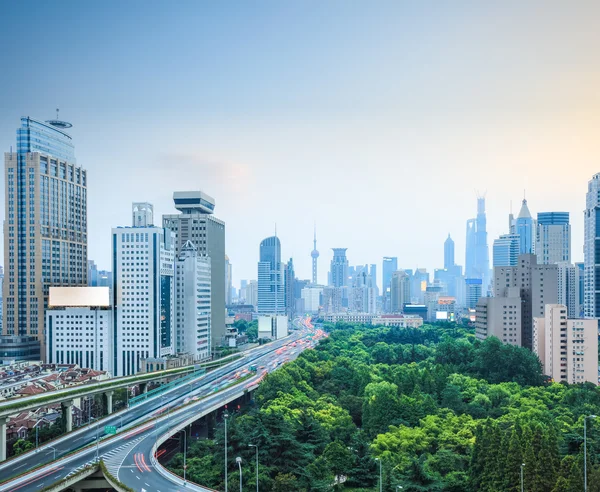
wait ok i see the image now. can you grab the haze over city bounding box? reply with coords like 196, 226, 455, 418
1, 1, 599, 286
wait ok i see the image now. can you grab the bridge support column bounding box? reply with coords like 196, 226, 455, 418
139, 382, 148, 394
62, 400, 73, 432
105, 391, 114, 414
0, 417, 6, 462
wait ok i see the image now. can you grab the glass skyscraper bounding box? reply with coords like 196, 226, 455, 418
2, 117, 88, 361
257, 236, 285, 315
536, 212, 571, 264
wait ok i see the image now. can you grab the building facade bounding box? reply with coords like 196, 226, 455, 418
493, 234, 520, 267
46, 287, 112, 374
557, 262, 577, 318
132, 202, 154, 227
330, 248, 349, 288
584, 173, 600, 318
516, 199, 535, 255
112, 225, 175, 376
175, 241, 211, 361
163, 191, 225, 348
536, 212, 570, 265
3, 117, 88, 362
534, 304, 598, 384
465, 278, 483, 309
257, 236, 285, 315
475, 287, 522, 345
390, 270, 410, 312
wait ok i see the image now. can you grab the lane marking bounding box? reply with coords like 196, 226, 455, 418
12, 466, 64, 491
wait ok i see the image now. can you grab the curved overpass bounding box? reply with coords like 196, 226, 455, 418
0, 328, 320, 492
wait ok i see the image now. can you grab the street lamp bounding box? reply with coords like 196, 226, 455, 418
520, 463, 525, 492
249, 444, 259, 492
236, 457, 243, 492
375, 458, 382, 492
180, 428, 188, 483
224, 412, 229, 492
585, 415, 597, 492
47, 445, 57, 461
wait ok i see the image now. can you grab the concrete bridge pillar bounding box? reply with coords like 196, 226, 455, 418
105, 391, 114, 414
139, 382, 148, 394
0, 417, 6, 462
62, 400, 73, 432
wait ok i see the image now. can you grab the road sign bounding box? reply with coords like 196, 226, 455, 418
104, 425, 117, 435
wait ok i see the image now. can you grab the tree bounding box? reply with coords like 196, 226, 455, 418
323, 440, 353, 482
13, 439, 34, 456
362, 381, 402, 437
271, 473, 299, 491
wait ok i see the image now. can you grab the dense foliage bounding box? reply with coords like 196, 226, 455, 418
169, 322, 600, 491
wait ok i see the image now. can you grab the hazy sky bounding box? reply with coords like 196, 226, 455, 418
1, 1, 599, 289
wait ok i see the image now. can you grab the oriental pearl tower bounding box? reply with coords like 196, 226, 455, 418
311, 224, 319, 285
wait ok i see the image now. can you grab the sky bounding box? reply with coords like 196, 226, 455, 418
0, 1, 599, 290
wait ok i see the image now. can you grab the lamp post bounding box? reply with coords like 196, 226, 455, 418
180, 428, 188, 483
375, 458, 382, 492
585, 415, 597, 492
236, 457, 243, 492
224, 412, 229, 492
249, 444, 259, 492
520, 463, 525, 492
48, 445, 57, 461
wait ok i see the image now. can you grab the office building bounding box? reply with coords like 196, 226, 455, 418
301, 286, 323, 313
444, 234, 455, 270
246, 280, 258, 310
533, 304, 598, 384
410, 268, 430, 304
2, 117, 88, 362
465, 278, 483, 309
163, 191, 225, 348
112, 223, 175, 376
536, 212, 570, 265
175, 241, 211, 361
372, 314, 423, 328
225, 255, 232, 305
557, 262, 577, 318
382, 257, 398, 312
258, 315, 288, 340
390, 270, 410, 312
494, 254, 558, 350
475, 287, 522, 345
516, 199, 535, 254
46, 287, 112, 374
132, 202, 154, 227
311, 226, 319, 285
584, 173, 600, 318
284, 258, 296, 318
257, 236, 284, 315
493, 234, 520, 267
322, 287, 343, 314
465, 196, 490, 290
369, 264, 378, 296
330, 249, 349, 288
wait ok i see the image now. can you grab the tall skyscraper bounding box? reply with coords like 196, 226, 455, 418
112, 223, 175, 376
390, 270, 410, 312
536, 212, 570, 264
444, 234, 455, 270
284, 258, 296, 318
382, 257, 397, 294
246, 280, 258, 309
493, 234, 520, 267
163, 191, 225, 349
311, 225, 319, 284
584, 173, 600, 318
257, 236, 284, 315
2, 116, 88, 361
556, 262, 577, 318
175, 241, 211, 361
330, 249, 349, 288
516, 199, 534, 254
132, 202, 154, 227
576, 262, 585, 318
465, 278, 483, 309
465, 196, 490, 290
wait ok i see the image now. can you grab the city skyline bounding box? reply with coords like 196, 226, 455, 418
1, 2, 599, 286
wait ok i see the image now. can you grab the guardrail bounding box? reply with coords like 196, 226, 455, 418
129, 369, 206, 407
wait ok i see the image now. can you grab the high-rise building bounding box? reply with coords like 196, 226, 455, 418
534, 304, 598, 384
301, 286, 323, 314
311, 225, 319, 285
556, 262, 577, 318
369, 264, 378, 297
516, 199, 534, 255
444, 234, 455, 270
382, 257, 398, 312
536, 212, 570, 264
257, 236, 284, 315
576, 262, 585, 318
475, 287, 522, 345
246, 280, 258, 309
390, 270, 410, 313
112, 224, 175, 376
284, 258, 296, 318
494, 254, 558, 350
465, 278, 483, 309
410, 268, 429, 304
46, 287, 112, 373
175, 241, 211, 361
225, 255, 232, 305
465, 197, 490, 291
2, 117, 88, 361
584, 173, 600, 318
330, 249, 349, 288
493, 234, 520, 267
163, 191, 225, 349
132, 202, 154, 227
